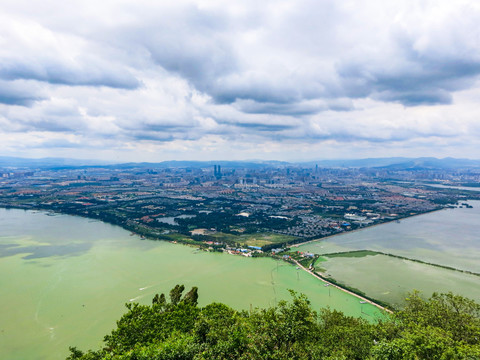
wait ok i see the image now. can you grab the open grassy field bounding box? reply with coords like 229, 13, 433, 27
240, 233, 297, 247
188, 231, 297, 247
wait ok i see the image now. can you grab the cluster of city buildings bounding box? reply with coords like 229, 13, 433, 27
0, 162, 478, 249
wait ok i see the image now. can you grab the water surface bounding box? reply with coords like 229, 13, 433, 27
0, 209, 384, 360
425, 184, 480, 192
317, 254, 480, 308
298, 201, 480, 272
297, 201, 480, 305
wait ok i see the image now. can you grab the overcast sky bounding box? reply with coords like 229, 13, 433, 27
1, 0, 480, 162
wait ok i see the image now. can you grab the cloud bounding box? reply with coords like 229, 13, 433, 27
39, 138, 84, 148
336, 1, 480, 106
0, 80, 44, 106
0, 60, 141, 89
0, 13, 140, 89
234, 98, 353, 116
232, 122, 295, 132
0, 0, 480, 160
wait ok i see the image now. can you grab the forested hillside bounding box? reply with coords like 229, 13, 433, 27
68, 286, 480, 360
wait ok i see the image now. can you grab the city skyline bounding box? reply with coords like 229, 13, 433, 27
1, 1, 480, 162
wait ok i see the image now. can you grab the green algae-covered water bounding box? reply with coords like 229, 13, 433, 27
297, 201, 480, 307
316, 253, 480, 309
0, 209, 384, 360
298, 201, 480, 273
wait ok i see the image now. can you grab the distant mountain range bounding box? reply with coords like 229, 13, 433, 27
302, 157, 480, 169
0, 157, 289, 170
111, 160, 290, 170
0, 156, 112, 168
1, 156, 479, 170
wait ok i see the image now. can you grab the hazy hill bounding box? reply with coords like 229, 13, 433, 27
303, 157, 480, 169
1, 156, 480, 170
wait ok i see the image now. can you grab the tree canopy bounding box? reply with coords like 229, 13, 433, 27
67, 287, 480, 360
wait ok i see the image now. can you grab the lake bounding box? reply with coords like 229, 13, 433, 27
0, 209, 383, 360
424, 184, 480, 192
297, 200, 480, 306
156, 214, 196, 225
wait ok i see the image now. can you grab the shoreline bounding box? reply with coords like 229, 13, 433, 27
0, 204, 447, 252
1, 206, 394, 314
292, 259, 393, 314
0, 205, 459, 313
290, 208, 446, 249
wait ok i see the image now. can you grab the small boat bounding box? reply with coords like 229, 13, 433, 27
360, 301, 367, 304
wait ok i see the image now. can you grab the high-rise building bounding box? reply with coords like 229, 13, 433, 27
214, 165, 222, 178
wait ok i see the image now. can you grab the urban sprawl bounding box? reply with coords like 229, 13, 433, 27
1, 162, 478, 256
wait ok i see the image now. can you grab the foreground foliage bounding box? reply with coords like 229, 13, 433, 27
68, 287, 480, 360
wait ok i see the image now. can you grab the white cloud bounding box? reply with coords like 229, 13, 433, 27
0, 0, 479, 161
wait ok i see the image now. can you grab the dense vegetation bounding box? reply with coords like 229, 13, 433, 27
68, 286, 480, 360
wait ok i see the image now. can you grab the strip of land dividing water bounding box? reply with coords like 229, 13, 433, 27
292, 259, 393, 313
321, 249, 480, 277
